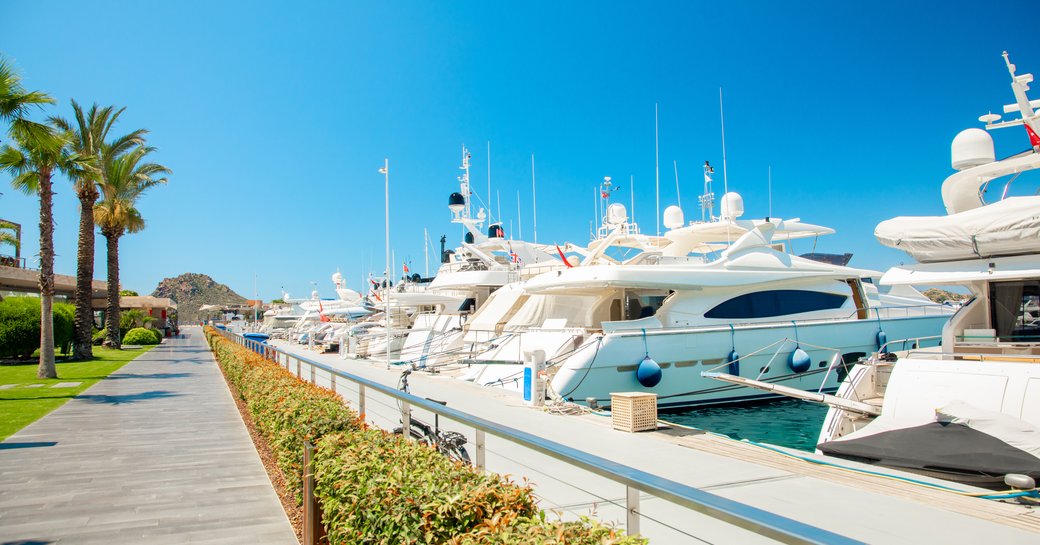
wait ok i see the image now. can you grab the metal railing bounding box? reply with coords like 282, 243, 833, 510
217, 328, 862, 545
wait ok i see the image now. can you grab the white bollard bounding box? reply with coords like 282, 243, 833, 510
523, 349, 546, 407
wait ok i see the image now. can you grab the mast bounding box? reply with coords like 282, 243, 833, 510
719, 88, 729, 196
655, 103, 660, 235
531, 154, 538, 243
379, 158, 390, 370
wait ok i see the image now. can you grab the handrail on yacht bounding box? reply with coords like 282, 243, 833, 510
218, 328, 861, 545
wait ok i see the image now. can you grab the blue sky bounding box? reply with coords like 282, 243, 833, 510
2, 1, 1039, 299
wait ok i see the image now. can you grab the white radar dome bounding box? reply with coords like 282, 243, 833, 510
311, 290, 319, 299
951, 128, 995, 171
331, 271, 344, 287
663, 205, 684, 229
720, 192, 745, 220
606, 203, 628, 225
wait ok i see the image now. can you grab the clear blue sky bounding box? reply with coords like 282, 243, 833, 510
3, 1, 1039, 300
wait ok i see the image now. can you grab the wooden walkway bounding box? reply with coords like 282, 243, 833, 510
0, 330, 296, 545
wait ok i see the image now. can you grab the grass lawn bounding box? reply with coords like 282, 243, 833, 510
0, 346, 155, 441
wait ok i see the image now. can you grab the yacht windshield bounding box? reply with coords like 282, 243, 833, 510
990, 280, 1040, 342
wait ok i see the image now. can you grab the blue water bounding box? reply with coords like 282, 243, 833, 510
665, 399, 829, 451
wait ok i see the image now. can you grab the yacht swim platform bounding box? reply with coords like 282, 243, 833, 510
268, 338, 1040, 544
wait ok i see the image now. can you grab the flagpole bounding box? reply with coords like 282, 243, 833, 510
655, 103, 660, 236
531, 154, 538, 244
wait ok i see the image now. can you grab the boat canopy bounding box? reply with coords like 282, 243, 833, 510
875, 196, 1040, 263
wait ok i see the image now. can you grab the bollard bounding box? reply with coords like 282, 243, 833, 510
302, 441, 325, 545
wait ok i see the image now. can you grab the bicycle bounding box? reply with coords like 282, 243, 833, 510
392, 369, 471, 464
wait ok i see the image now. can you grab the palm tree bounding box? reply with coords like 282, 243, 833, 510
0, 57, 55, 146
0, 127, 85, 378
51, 101, 145, 359
0, 219, 18, 256
95, 145, 169, 348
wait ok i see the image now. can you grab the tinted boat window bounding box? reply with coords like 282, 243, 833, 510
705, 290, 848, 319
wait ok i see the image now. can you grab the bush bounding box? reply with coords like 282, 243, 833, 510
203, 328, 646, 545
208, 331, 362, 501
92, 328, 106, 345
0, 297, 75, 358
123, 327, 160, 345
149, 328, 164, 343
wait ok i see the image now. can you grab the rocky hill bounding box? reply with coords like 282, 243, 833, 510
152, 273, 246, 323
922, 288, 969, 304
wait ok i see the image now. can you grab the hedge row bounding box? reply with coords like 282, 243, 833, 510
0, 296, 74, 358
204, 328, 646, 544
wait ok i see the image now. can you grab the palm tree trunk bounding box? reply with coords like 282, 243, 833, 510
103, 230, 121, 349
72, 186, 97, 360
38, 168, 57, 379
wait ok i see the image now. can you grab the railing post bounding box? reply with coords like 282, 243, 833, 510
302, 441, 324, 545
296, 360, 302, 378
310, 364, 316, 384
330, 373, 336, 392
475, 430, 486, 470
358, 384, 366, 418
626, 485, 640, 536
401, 400, 411, 437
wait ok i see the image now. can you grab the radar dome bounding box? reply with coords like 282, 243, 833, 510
720, 192, 744, 220
448, 192, 465, 212
951, 128, 994, 171
606, 203, 628, 225
663, 205, 684, 229
311, 290, 319, 299
331, 271, 344, 286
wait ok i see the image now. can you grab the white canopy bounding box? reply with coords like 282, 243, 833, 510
875, 196, 1040, 263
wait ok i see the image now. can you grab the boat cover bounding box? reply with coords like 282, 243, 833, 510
818, 401, 1040, 486
875, 196, 1040, 263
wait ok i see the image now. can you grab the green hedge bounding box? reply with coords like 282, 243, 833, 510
0, 297, 74, 358
123, 327, 160, 345
204, 328, 645, 544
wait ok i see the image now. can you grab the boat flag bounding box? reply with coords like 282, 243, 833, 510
1027, 124, 1040, 149
556, 244, 573, 268
317, 299, 330, 322
403, 263, 409, 274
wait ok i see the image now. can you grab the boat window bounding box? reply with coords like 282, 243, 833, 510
624, 292, 669, 320
705, 290, 848, 319
989, 280, 1040, 342
458, 298, 477, 313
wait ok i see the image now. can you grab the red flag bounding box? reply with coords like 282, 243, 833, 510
403, 263, 409, 274
318, 299, 330, 322
1027, 124, 1040, 148
556, 244, 573, 268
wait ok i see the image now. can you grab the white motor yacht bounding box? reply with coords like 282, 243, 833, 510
815, 52, 1040, 487
461, 167, 951, 408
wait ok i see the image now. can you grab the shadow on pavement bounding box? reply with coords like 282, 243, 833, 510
0, 441, 58, 450
78, 390, 182, 405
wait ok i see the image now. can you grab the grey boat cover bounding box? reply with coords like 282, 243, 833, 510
818, 402, 1040, 486
875, 196, 1040, 263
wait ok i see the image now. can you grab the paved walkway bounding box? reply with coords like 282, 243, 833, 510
0, 329, 297, 545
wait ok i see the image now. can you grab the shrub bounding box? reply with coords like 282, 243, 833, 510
203, 328, 645, 545
123, 327, 160, 345
0, 297, 75, 358
149, 328, 164, 343
207, 332, 362, 501
92, 328, 106, 345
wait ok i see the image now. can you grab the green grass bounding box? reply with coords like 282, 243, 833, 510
0, 346, 155, 440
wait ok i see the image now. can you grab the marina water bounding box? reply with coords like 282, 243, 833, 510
666, 399, 828, 452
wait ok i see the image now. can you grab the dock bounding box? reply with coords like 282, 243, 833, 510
270, 336, 1040, 544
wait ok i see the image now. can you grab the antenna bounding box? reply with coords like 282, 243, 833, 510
768, 166, 773, 218
380, 157, 390, 370
673, 160, 681, 208
655, 103, 660, 236
630, 174, 635, 229
516, 190, 523, 240
719, 88, 729, 196
424, 227, 429, 277
531, 154, 538, 243
700, 161, 715, 222
496, 190, 501, 229
487, 141, 492, 222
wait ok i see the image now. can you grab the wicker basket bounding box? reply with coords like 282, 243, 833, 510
610, 392, 658, 432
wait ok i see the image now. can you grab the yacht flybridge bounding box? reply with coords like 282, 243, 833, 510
459, 166, 951, 408
811, 52, 1040, 486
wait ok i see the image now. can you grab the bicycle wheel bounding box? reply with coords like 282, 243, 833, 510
392, 426, 431, 446
443, 444, 471, 464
